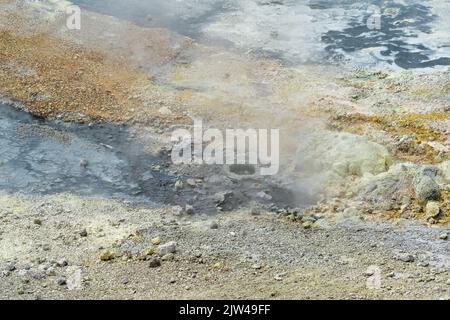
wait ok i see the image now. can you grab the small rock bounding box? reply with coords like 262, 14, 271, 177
33, 218, 42, 226
56, 277, 67, 286
257, 191, 272, 200
364, 270, 375, 277
250, 207, 260, 216
151, 236, 161, 245
439, 233, 448, 240
45, 267, 56, 276
396, 253, 415, 263
79, 229, 88, 237
172, 205, 183, 216
148, 257, 161, 268
5, 263, 16, 272
157, 241, 177, 256
161, 253, 175, 261
1, 270, 10, 277
274, 273, 286, 281
174, 180, 183, 191
426, 201, 441, 219
28, 269, 46, 280
140, 246, 155, 259
158, 106, 172, 116
56, 258, 68, 267
210, 221, 219, 230
302, 221, 313, 229
80, 159, 89, 168
186, 179, 197, 188
185, 205, 194, 215
213, 191, 233, 205
99, 250, 116, 261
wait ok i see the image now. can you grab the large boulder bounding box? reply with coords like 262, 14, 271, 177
354, 163, 417, 210
295, 132, 392, 178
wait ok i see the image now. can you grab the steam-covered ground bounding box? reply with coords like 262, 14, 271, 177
0, 0, 449, 299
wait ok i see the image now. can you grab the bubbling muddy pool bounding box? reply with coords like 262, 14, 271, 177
0, 103, 313, 212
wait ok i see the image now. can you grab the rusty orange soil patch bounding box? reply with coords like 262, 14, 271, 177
330, 112, 450, 164
0, 29, 188, 126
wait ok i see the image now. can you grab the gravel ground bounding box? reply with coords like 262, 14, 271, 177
0, 194, 449, 300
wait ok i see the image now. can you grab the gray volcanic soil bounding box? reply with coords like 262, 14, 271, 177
0, 194, 449, 299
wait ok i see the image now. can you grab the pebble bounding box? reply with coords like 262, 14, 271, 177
28, 269, 45, 280
185, 205, 194, 215
99, 250, 116, 261
45, 267, 56, 276
79, 159, 89, 168
210, 221, 219, 230
174, 180, 183, 191
33, 218, 42, 226
439, 233, 448, 240
56, 277, 67, 286
5, 262, 16, 272
186, 179, 197, 188
158, 106, 172, 116
161, 253, 175, 261
250, 207, 260, 216
79, 229, 88, 237
274, 273, 286, 281
56, 258, 68, 267
396, 253, 415, 263
141, 246, 155, 258
151, 236, 161, 245
302, 221, 313, 229
148, 257, 161, 268
157, 241, 177, 256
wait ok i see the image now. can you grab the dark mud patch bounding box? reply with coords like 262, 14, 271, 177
0, 103, 315, 213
